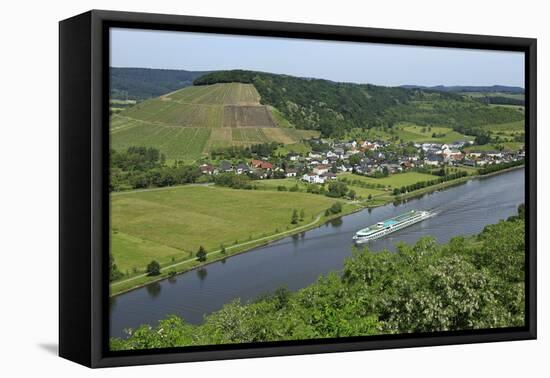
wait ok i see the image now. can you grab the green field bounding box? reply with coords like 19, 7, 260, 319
339, 171, 437, 188
110, 185, 336, 274
394, 124, 474, 144
362, 124, 473, 144
462, 91, 525, 100
252, 177, 389, 202
274, 142, 311, 156
111, 122, 211, 161
464, 142, 524, 152
111, 83, 318, 161
483, 120, 525, 131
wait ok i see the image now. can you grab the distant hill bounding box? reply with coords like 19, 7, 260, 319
110, 67, 211, 100
196, 70, 524, 137
400, 84, 524, 94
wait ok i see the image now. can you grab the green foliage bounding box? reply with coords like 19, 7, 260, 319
213, 173, 253, 190
395, 171, 468, 195
111, 215, 525, 350
109, 254, 123, 282
146, 260, 161, 276
110, 146, 203, 191
329, 202, 343, 214
477, 159, 524, 175
326, 181, 349, 198
291, 209, 299, 224
196, 246, 207, 262
195, 70, 523, 137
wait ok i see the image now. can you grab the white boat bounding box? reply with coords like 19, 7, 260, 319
353, 210, 435, 244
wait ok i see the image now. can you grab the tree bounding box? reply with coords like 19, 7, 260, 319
329, 202, 343, 214
326, 181, 348, 198
196, 246, 207, 262
146, 260, 161, 276
291, 209, 299, 224
220, 244, 226, 254
109, 253, 123, 282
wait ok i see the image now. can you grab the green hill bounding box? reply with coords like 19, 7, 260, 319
194, 70, 524, 138
111, 82, 318, 161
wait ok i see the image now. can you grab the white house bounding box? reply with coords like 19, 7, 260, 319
313, 164, 331, 175
285, 169, 298, 177
302, 173, 326, 184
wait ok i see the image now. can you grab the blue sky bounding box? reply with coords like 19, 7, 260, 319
110, 28, 524, 88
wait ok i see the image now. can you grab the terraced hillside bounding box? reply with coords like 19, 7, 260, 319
110, 83, 319, 161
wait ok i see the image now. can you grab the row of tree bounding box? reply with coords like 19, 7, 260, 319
393, 171, 468, 195
110, 147, 204, 191
478, 159, 524, 175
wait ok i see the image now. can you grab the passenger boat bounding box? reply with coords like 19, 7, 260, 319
353, 210, 434, 244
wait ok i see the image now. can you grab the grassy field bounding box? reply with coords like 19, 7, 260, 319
464, 142, 524, 152
110, 185, 337, 275
462, 91, 525, 100
483, 120, 525, 131
111, 83, 318, 161
252, 177, 389, 202
111, 122, 211, 161
273, 142, 312, 156
339, 171, 437, 188
394, 124, 474, 144
362, 124, 474, 144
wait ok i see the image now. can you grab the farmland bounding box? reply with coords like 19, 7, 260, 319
110, 185, 337, 276
111, 82, 318, 161
338, 171, 437, 189
363, 123, 475, 144
111, 122, 211, 161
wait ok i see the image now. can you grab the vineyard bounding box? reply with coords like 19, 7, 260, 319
110, 82, 317, 161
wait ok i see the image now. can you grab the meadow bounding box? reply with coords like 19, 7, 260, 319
110, 185, 337, 275
110, 122, 211, 161
338, 171, 437, 188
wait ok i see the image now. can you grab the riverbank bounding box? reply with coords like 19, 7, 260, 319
110, 165, 523, 296
395, 164, 524, 201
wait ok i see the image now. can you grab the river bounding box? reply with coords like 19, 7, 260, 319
110, 168, 525, 338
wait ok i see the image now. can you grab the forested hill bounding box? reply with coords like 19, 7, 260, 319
194, 70, 524, 137
111, 67, 210, 100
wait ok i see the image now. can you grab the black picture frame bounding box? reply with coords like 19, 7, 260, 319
59, 9, 537, 368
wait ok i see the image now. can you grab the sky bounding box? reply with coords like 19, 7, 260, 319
110, 28, 524, 88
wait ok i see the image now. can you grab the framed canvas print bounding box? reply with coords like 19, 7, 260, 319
59, 10, 537, 368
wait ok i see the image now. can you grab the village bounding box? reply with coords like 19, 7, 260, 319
198, 138, 526, 185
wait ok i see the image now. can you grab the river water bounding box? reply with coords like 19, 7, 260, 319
110, 168, 525, 338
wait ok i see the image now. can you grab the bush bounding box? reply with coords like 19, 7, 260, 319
146, 260, 161, 276
329, 202, 343, 214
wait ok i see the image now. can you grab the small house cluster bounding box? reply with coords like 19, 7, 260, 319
197, 136, 524, 183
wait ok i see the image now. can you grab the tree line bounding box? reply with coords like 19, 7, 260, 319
110, 147, 204, 191
478, 159, 524, 175
393, 171, 469, 195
